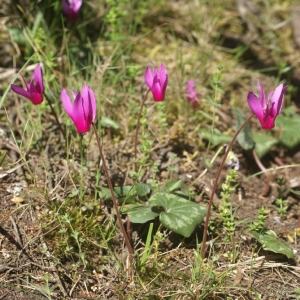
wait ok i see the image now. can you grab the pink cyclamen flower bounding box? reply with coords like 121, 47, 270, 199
11, 63, 44, 105
62, 0, 82, 20
247, 80, 288, 130
186, 80, 200, 109
144, 63, 168, 101
61, 85, 96, 133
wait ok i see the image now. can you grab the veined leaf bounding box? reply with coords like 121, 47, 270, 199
122, 204, 158, 223
251, 230, 294, 259
149, 192, 207, 237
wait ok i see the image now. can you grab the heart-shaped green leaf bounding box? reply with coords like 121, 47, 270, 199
96, 186, 136, 203
251, 230, 294, 259
114, 186, 134, 197
149, 192, 207, 237
97, 187, 115, 201
136, 183, 151, 197
122, 204, 158, 223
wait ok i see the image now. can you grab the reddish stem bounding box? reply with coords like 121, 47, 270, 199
252, 148, 270, 197
92, 123, 134, 256
129, 89, 150, 250
201, 114, 255, 259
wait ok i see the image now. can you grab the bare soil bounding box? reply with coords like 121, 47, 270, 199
1, 0, 300, 299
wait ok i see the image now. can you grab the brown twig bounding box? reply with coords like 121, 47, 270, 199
9, 216, 23, 248
201, 114, 255, 259
69, 274, 81, 297
252, 148, 270, 197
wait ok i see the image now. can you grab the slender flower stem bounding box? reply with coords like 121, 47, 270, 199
79, 135, 84, 199
92, 123, 134, 256
252, 148, 270, 197
134, 89, 150, 173
130, 88, 150, 251
44, 92, 66, 139
201, 114, 255, 259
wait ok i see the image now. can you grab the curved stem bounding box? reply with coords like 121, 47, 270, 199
134, 89, 150, 172
201, 114, 255, 259
252, 148, 270, 197
92, 123, 134, 256
129, 88, 150, 256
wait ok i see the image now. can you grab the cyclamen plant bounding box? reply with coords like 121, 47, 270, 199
144, 63, 168, 101
247, 80, 288, 129
134, 63, 168, 170
11, 63, 44, 105
61, 85, 96, 133
61, 84, 134, 257
201, 81, 288, 258
129, 63, 168, 251
11, 64, 65, 138
9, 59, 290, 264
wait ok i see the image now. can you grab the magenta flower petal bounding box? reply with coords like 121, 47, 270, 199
30, 92, 43, 105
186, 79, 200, 109
270, 83, 284, 115
32, 63, 44, 94
257, 80, 266, 109
10, 64, 44, 105
11, 84, 31, 100
247, 81, 288, 130
144, 67, 154, 89
62, 0, 82, 20
61, 88, 75, 119
247, 92, 263, 120
72, 92, 90, 133
158, 64, 168, 91
151, 75, 164, 101
144, 63, 168, 102
61, 85, 97, 134
81, 85, 96, 125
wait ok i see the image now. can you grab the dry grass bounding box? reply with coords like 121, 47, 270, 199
1, 0, 300, 299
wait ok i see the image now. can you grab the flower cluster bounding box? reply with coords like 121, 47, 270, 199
10, 62, 288, 134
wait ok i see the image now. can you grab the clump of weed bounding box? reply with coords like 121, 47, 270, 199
218, 169, 238, 242
248, 207, 269, 232
40, 196, 113, 269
